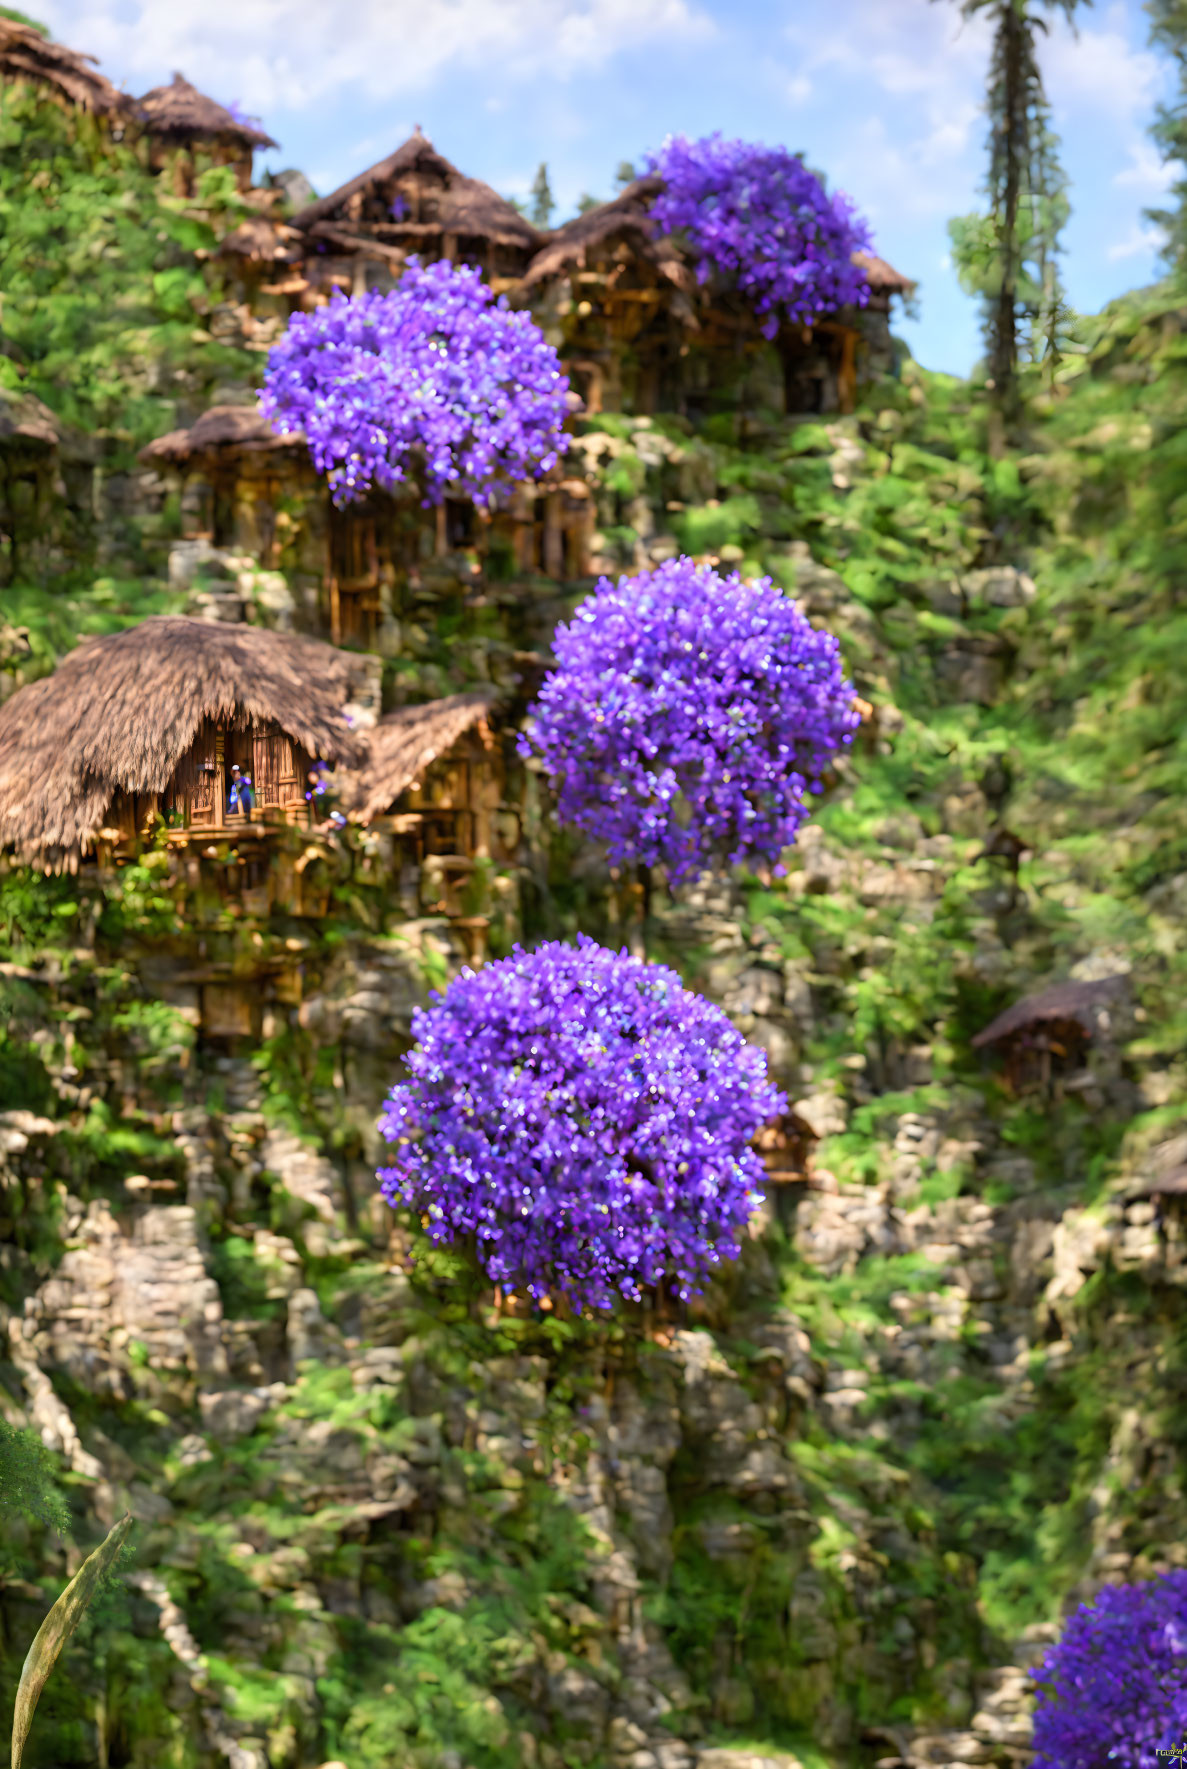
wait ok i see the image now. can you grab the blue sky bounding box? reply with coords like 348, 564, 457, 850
41, 0, 1175, 376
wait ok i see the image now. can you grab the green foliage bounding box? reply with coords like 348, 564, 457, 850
0, 87, 253, 452
0, 1423, 69, 1555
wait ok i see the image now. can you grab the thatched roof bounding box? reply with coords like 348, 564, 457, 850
523, 181, 913, 304
854, 251, 915, 296
0, 14, 130, 116
140, 404, 303, 467
0, 387, 60, 452
0, 617, 365, 866
291, 131, 542, 252
137, 73, 276, 149
522, 177, 674, 289
341, 690, 497, 825
218, 215, 300, 264
972, 974, 1129, 1049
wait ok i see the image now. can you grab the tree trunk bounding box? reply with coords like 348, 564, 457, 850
990, 0, 1027, 449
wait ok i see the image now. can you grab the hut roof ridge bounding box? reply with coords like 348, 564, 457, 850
136, 71, 277, 149
140, 403, 303, 466
290, 132, 542, 250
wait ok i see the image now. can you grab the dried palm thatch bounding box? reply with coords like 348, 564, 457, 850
341, 690, 497, 825
291, 131, 542, 253
218, 215, 301, 264
521, 178, 679, 289
0, 388, 60, 452
136, 73, 276, 149
0, 14, 130, 116
140, 404, 303, 466
971, 973, 1129, 1050
853, 251, 915, 297
0, 617, 365, 867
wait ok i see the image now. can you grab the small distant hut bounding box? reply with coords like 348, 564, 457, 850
288, 130, 544, 302
141, 404, 312, 572
0, 388, 62, 586
216, 212, 305, 305
522, 181, 914, 418
340, 690, 517, 957
136, 72, 277, 194
971, 974, 1129, 1093
0, 14, 131, 122
0, 617, 365, 872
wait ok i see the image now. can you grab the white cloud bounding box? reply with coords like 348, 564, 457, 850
787, 73, 812, 104
1112, 137, 1175, 196
37, 0, 714, 113
1106, 220, 1166, 263
1042, 3, 1165, 128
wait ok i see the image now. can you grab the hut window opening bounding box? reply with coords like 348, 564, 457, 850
445, 500, 476, 550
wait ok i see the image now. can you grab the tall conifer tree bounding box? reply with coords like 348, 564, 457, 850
1148, 1, 1187, 270
945, 0, 1088, 436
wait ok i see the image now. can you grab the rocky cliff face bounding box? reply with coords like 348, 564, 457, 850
4, 300, 1187, 1768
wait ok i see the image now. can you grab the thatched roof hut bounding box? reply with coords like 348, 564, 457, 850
853, 251, 915, 300
0, 14, 131, 116
341, 691, 497, 826
971, 974, 1129, 1052
520, 177, 685, 290
0, 617, 366, 867
140, 405, 303, 468
290, 130, 542, 284
136, 73, 276, 150
522, 182, 913, 306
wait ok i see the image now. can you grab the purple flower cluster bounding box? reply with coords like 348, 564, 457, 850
520, 556, 859, 887
1033, 1573, 1187, 1768
376, 935, 784, 1311
258, 257, 569, 507
644, 133, 873, 340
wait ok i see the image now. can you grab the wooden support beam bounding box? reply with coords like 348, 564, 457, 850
213, 728, 226, 831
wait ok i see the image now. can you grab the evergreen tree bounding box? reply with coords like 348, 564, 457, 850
529, 161, 554, 229
1147, 0, 1187, 270
944, 0, 1088, 429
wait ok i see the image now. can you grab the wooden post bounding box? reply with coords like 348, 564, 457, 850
838, 327, 857, 415
435, 504, 448, 558
213, 728, 226, 831
543, 493, 564, 580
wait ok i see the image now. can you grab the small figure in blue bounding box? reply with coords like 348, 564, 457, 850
305, 761, 346, 830
228, 763, 255, 816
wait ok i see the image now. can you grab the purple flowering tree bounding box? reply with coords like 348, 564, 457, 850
645, 133, 873, 339
1033, 1573, 1187, 1768
520, 555, 859, 889
377, 935, 785, 1312
258, 257, 569, 506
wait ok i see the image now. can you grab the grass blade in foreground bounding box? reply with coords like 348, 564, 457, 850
11, 1512, 133, 1769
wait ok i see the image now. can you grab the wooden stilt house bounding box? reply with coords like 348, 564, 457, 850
521, 181, 914, 418
135, 73, 277, 195
0, 617, 365, 874
286, 130, 544, 302
971, 974, 1130, 1095
141, 404, 596, 649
